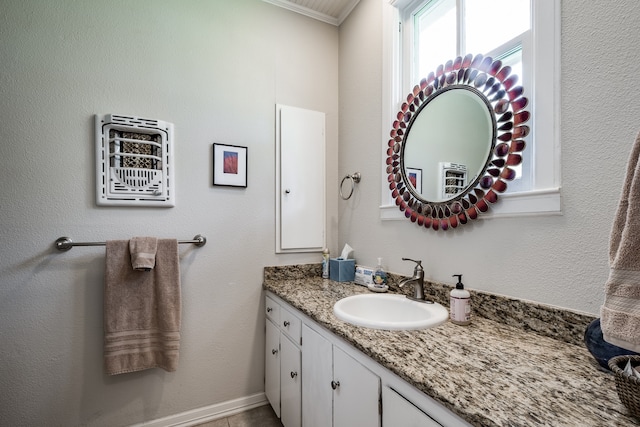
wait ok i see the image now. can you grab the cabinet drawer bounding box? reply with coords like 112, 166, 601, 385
266, 295, 280, 324
281, 306, 302, 345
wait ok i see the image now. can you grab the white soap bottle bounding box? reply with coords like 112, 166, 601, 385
450, 274, 471, 325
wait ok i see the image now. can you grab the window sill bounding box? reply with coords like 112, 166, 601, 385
380, 187, 561, 220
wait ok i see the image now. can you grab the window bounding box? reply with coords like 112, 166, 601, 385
381, 0, 560, 219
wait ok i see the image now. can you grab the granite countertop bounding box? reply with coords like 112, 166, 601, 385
263, 265, 638, 427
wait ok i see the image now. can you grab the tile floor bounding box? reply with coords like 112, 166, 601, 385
194, 404, 282, 427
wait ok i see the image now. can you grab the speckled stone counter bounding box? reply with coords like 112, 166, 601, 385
263, 264, 638, 427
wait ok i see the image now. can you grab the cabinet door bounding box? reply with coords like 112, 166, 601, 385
333, 346, 381, 427
280, 335, 301, 427
265, 319, 281, 418
382, 386, 442, 427
302, 325, 333, 427
276, 104, 325, 252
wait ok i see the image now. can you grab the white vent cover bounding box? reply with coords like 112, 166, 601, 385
439, 162, 467, 199
95, 114, 175, 207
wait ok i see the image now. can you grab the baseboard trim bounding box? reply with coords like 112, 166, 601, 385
129, 393, 269, 427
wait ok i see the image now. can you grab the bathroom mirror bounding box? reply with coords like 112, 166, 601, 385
386, 53, 530, 231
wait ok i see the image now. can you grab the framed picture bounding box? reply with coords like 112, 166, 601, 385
213, 143, 247, 187
406, 167, 422, 193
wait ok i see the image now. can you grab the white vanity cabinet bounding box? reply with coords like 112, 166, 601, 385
302, 324, 381, 427
264, 291, 472, 427
265, 296, 302, 427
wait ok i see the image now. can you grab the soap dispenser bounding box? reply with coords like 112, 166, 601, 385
373, 258, 388, 286
369, 257, 389, 292
450, 274, 471, 325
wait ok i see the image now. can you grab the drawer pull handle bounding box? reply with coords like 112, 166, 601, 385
267, 307, 273, 312
331, 380, 340, 390
283, 320, 290, 327
290, 371, 298, 379
272, 349, 278, 355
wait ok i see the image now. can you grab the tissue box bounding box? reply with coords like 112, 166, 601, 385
329, 258, 355, 282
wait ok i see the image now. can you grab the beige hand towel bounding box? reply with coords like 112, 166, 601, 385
130, 236, 158, 271
104, 239, 181, 375
602, 131, 640, 352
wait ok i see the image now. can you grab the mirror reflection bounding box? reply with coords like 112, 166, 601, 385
401, 87, 495, 202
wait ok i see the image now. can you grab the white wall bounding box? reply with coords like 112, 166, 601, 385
3, 0, 639, 425
0, 1, 338, 426
338, 0, 640, 315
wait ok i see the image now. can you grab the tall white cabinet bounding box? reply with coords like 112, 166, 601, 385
275, 104, 326, 253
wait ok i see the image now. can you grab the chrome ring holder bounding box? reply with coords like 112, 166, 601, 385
340, 172, 361, 200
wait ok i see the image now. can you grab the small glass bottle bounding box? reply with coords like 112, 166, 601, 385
373, 257, 388, 287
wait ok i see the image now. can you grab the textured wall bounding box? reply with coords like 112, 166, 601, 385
338, 0, 640, 316
0, 1, 338, 425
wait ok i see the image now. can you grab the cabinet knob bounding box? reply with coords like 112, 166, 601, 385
267, 307, 273, 312
331, 380, 340, 390
272, 349, 278, 355
283, 320, 290, 327
290, 371, 298, 379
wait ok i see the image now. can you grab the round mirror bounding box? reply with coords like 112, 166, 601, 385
386, 53, 530, 231
401, 86, 495, 202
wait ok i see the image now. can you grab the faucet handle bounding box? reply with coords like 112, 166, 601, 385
402, 257, 423, 272
402, 257, 422, 266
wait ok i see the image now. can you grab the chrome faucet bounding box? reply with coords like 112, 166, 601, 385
399, 258, 431, 303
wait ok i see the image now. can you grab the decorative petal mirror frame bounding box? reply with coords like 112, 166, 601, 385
386, 53, 530, 231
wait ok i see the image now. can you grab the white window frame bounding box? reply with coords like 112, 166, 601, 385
380, 0, 561, 220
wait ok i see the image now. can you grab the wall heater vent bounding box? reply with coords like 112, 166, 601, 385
95, 114, 175, 207
439, 162, 467, 199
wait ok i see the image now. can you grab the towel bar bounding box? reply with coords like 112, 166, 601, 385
54, 235, 206, 251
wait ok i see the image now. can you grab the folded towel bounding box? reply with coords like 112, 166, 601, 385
129, 237, 158, 271
602, 131, 640, 352
104, 239, 181, 375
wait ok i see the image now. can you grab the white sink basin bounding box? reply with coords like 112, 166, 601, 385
333, 293, 448, 330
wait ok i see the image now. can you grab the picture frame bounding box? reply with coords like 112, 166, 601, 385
406, 167, 422, 194
213, 143, 247, 187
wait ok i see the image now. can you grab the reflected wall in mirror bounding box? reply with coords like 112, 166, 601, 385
386, 53, 530, 231
402, 86, 494, 202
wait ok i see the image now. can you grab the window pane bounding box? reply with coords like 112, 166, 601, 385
415, 0, 456, 79
497, 49, 529, 188
465, 0, 530, 55
501, 51, 522, 81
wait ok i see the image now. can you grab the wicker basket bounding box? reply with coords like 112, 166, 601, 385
609, 355, 640, 417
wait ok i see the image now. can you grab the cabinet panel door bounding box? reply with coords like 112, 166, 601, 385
280, 335, 301, 427
265, 319, 281, 418
333, 346, 381, 427
382, 386, 442, 427
302, 325, 333, 427
277, 104, 325, 251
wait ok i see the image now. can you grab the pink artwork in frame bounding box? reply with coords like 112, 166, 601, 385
213, 143, 247, 187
